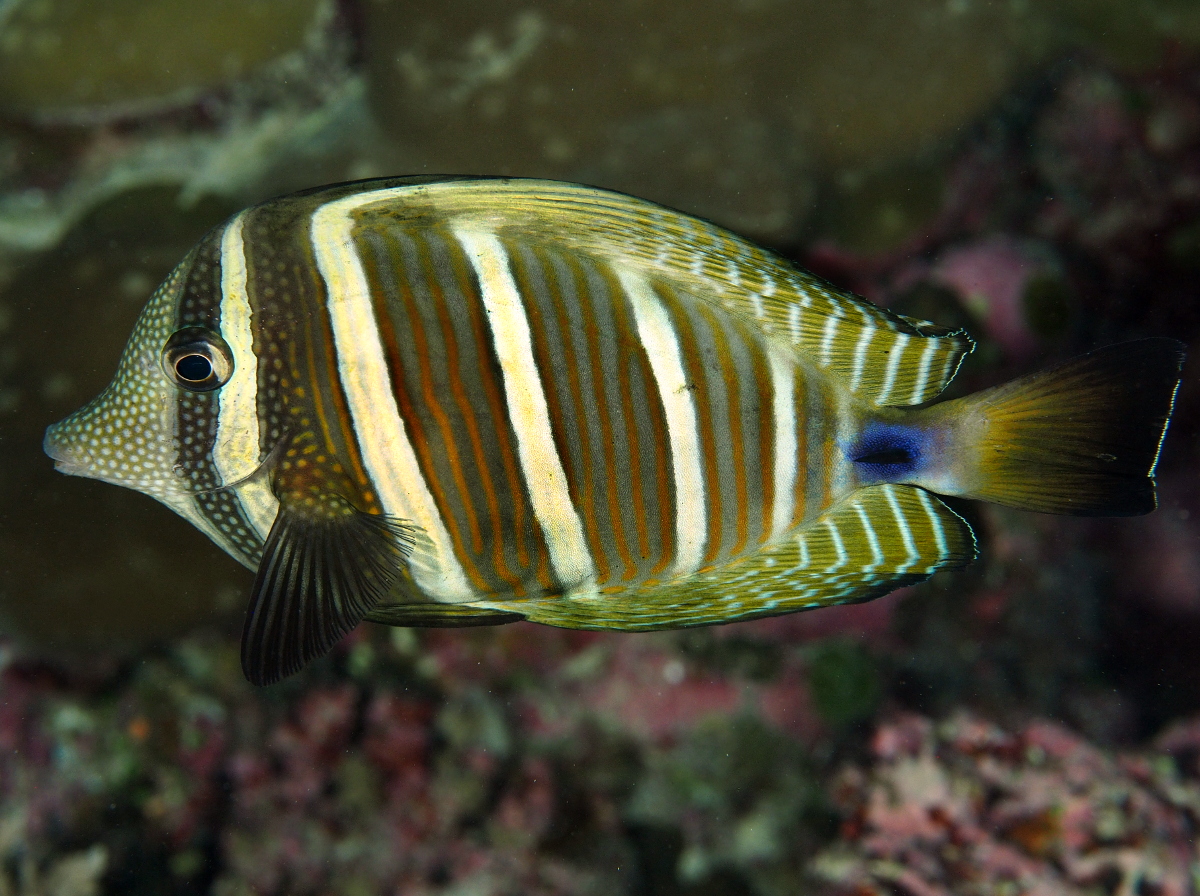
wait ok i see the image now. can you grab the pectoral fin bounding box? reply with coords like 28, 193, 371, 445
241, 500, 416, 686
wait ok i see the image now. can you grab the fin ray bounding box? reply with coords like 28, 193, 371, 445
241, 502, 417, 685
494, 484, 977, 631
923, 338, 1186, 515
351, 178, 974, 405
364, 603, 524, 627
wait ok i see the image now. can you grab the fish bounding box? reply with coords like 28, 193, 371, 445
43, 177, 1186, 685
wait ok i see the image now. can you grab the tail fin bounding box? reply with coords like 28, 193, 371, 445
926, 339, 1185, 516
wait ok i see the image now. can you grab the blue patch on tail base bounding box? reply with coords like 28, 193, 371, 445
847, 423, 930, 483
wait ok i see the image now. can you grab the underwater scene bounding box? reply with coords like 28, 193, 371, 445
2, 1, 1200, 893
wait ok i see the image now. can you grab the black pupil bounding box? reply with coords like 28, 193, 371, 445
176, 353, 213, 382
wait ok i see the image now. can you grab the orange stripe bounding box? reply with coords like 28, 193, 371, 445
440, 233, 542, 593
373, 235, 491, 592
414, 234, 517, 588
601, 265, 651, 579
702, 307, 748, 557
792, 368, 809, 527
747, 332, 774, 548
571, 255, 637, 582
542, 249, 610, 584
509, 245, 576, 590
817, 380, 837, 515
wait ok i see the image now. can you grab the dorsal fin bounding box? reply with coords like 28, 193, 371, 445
480, 484, 977, 631
354, 178, 974, 405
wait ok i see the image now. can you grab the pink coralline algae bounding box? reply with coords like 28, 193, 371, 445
927, 237, 1062, 362
812, 713, 1200, 896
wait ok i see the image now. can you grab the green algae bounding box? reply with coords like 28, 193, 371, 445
806, 640, 881, 728
2, 0, 1198, 254
0, 0, 328, 120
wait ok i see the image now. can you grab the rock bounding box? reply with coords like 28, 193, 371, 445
0, 0, 330, 122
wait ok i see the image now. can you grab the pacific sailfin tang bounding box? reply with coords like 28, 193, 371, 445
42, 177, 1186, 684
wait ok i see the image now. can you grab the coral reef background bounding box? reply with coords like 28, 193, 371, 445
0, 1, 1198, 893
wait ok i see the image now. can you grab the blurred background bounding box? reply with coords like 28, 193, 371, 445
0, 1, 1199, 893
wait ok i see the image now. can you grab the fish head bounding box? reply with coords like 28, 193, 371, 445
43, 249, 249, 506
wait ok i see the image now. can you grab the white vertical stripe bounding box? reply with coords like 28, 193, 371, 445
909, 337, 939, 404
853, 503, 883, 572
310, 190, 475, 601
822, 519, 847, 573
618, 269, 707, 576
795, 533, 811, 569
848, 327, 875, 393
876, 333, 910, 405
883, 485, 919, 575
214, 212, 279, 541
455, 227, 596, 589
768, 348, 796, 540
819, 310, 842, 366
726, 259, 741, 288
915, 488, 948, 562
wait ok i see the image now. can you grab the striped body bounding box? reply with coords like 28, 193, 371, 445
168, 180, 885, 604
45, 178, 1185, 683
57, 176, 1114, 682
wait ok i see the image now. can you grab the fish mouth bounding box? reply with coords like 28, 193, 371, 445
43, 424, 65, 460
43, 423, 85, 476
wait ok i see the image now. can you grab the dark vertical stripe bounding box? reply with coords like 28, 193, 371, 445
306, 272, 380, 511
243, 199, 377, 517
439, 230, 556, 595
417, 231, 508, 573
809, 376, 838, 517
598, 264, 653, 578
358, 226, 492, 593
508, 242, 614, 585
745, 333, 774, 548
539, 247, 613, 583
572, 254, 638, 581
174, 226, 264, 563
701, 304, 749, 558
610, 271, 675, 579
792, 367, 811, 527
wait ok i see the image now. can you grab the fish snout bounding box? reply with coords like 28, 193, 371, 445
43, 418, 91, 477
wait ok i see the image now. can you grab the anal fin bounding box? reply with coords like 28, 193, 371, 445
503, 484, 977, 631
365, 602, 524, 627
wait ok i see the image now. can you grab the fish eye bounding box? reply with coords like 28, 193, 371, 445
162, 327, 233, 392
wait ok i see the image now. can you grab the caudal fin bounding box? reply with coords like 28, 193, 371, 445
929, 338, 1185, 516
